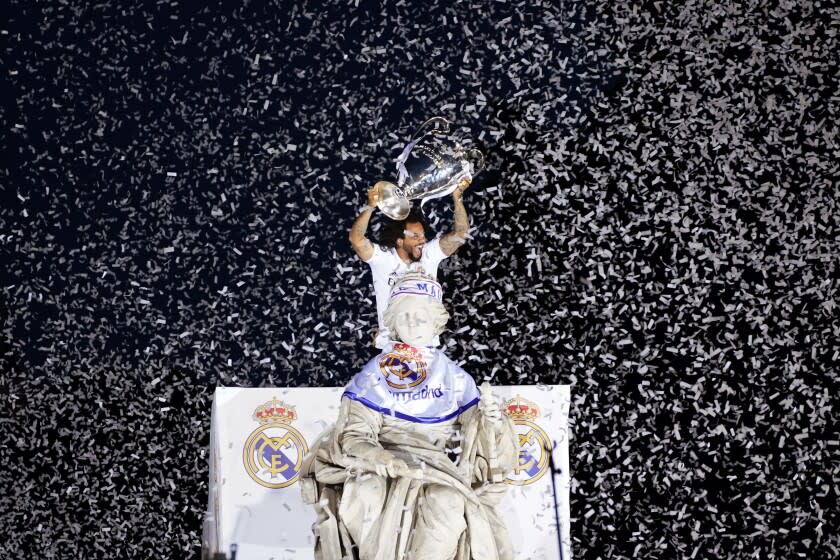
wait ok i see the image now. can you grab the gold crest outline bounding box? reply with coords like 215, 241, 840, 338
242, 400, 309, 489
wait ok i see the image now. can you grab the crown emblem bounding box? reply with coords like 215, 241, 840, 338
504, 395, 540, 421
253, 397, 297, 424
392, 342, 425, 362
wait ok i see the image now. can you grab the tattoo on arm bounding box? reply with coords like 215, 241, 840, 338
440, 197, 470, 256
350, 208, 372, 242
452, 196, 469, 236
349, 208, 375, 259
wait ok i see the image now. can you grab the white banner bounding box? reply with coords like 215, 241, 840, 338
204, 385, 571, 559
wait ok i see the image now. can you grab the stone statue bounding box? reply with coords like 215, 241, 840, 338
300, 272, 518, 560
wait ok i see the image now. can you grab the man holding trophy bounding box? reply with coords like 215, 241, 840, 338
348, 117, 484, 349
301, 120, 515, 559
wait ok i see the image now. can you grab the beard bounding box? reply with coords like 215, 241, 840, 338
408, 245, 423, 262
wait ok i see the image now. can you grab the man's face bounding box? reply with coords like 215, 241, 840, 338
399, 222, 426, 262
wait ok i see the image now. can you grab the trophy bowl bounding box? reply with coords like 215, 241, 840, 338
375, 117, 484, 221
375, 180, 411, 221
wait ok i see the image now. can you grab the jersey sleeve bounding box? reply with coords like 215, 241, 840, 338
461, 372, 481, 407
451, 360, 480, 409
363, 242, 389, 265
424, 237, 448, 266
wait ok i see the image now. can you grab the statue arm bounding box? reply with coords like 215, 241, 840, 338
339, 398, 384, 457
457, 387, 519, 483
339, 399, 408, 477
439, 182, 470, 257
480, 382, 518, 475
494, 414, 519, 474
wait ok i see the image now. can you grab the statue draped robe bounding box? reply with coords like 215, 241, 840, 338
300, 344, 518, 560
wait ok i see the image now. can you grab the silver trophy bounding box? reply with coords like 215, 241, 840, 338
376, 117, 484, 220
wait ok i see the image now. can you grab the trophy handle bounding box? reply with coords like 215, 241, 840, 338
376, 181, 411, 221
409, 116, 450, 143
464, 148, 485, 174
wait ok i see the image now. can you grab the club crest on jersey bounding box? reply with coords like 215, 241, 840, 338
379, 343, 428, 390
242, 397, 308, 489
503, 395, 552, 486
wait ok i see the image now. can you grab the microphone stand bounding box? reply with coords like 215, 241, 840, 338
548, 442, 566, 560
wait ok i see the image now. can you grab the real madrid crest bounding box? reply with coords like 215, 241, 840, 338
378, 343, 428, 390
242, 397, 309, 489
503, 395, 552, 486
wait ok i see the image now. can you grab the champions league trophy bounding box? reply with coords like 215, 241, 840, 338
376, 117, 485, 220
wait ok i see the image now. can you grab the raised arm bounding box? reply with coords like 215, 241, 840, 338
439, 179, 471, 257
349, 184, 381, 261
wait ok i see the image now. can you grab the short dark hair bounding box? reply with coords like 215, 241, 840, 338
378, 207, 428, 249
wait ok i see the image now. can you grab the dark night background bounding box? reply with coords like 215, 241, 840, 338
1, 1, 837, 558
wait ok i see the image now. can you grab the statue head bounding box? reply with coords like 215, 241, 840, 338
383, 272, 449, 347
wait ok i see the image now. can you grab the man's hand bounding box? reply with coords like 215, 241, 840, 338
367, 183, 383, 208
440, 177, 471, 257
453, 177, 471, 202
350, 185, 381, 261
